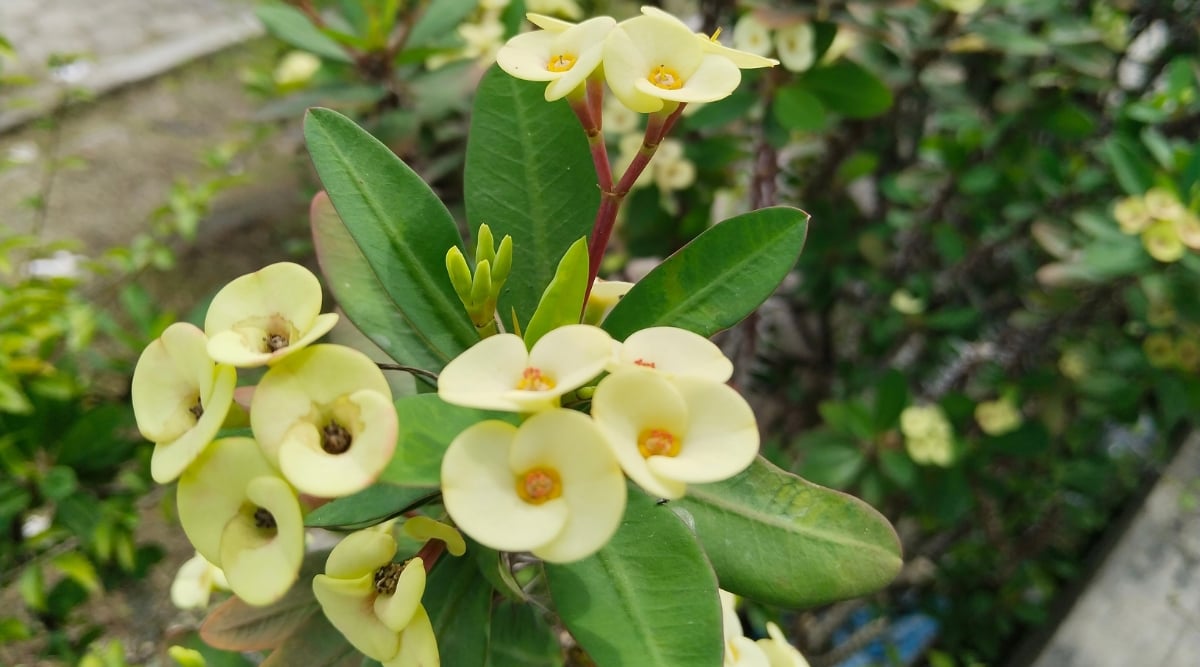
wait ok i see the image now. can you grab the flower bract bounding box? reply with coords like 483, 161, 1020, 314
251, 344, 397, 498
176, 437, 304, 606
131, 322, 236, 483
205, 262, 339, 367
583, 278, 635, 325
591, 369, 759, 499
441, 409, 626, 562
496, 15, 616, 101
611, 326, 733, 382
438, 324, 613, 412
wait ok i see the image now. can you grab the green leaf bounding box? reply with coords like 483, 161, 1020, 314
545, 486, 723, 667
773, 84, 828, 132
304, 483, 439, 529
379, 394, 517, 487
523, 237, 588, 348
874, 370, 909, 433
799, 61, 893, 119
38, 466, 78, 502
424, 549, 492, 667
674, 457, 902, 608
486, 600, 562, 667
51, 552, 101, 594
255, 4, 353, 62
407, 0, 479, 47
305, 108, 477, 371
795, 430, 866, 489
602, 207, 808, 340
1103, 135, 1154, 195
464, 66, 599, 325
200, 553, 325, 650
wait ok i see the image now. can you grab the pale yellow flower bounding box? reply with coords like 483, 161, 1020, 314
273, 51, 320, 87
131, 322, 236, 483
441, 409, 626, 563
1173, 210, 1200, 250
170, 552, 229, 610
1144, 187, 1185, 220
204, 262, 339, 367
437, 325, 614, 413
1113, 196, 1152, 234
526, 0, 583, 19
775, 23, 815, 72
890, 289, 925, 315
757, 622, 811, 667
312, 530, 438, 664
899, 405, 954, 467
974, 398, 1022, 436
250, 344, 397, 498
609, 326, 733, 382
640, 7, 778, 69
732, 13, 773, 57
496, 15, 616, 101
591, 369, 759, 499
603, 95, 641, 134
1141, 218, 1185, 262
583, 279, 635, 325
177, 437, 304, 606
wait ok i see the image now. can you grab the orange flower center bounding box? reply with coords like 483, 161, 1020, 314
638, 428, 681, 458
517, 467, 562, 505
648, 65, 683, 90
516, 366, 556, 391
547, 53, 577, 72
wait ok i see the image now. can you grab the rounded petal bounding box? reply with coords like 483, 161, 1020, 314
510, 410, 627, 563
374, 558, 425, 632
776, 23, 815, 72
219, 476, 305, 606
150, 363, 236, 483
526, 12, 574, 32
583, 279, 634, 325
437, 334, 538, 412
591, 370, 688, 499
204, 262, 327, 367
441, 420, 569, 552
616, 326, 733, 382
313, 575, 400, 661
132, 323, 212, 443
603, 27, 663, 113
403, 516, 466, 557
527, 324, 613, 393
279, 389, 398, 497
728, 636, 771, 667
496, 31, 561, 82
386, 606, 439, 667
177, 437, 278, 565
326, 530, 397, 579
646, 379, 758, 484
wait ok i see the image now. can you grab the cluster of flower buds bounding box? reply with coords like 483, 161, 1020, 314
436, 321, 760, 563
1113, 187, 1200, 262
446, 224, 513, 336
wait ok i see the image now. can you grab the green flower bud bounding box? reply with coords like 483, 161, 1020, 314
492, 235, 513, 293
471, 259, 493, 314
475, 224, 496, 268
446, 246, 474, 305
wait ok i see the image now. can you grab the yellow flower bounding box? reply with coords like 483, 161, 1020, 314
437, 324, 614, 413
204, 262, 339, 367
273, 51, 320, 88
312, 530, 438, 664
250, 344, 397, 498
496, 15, 616, 101
441, 409, 626, 563
1144, 187, 1185, 220
591, 369, 759, 499
1141, 218, 1185, 262
890, 289, 925, 315
757, 622, 811, 667
177, 437, 304, 606
653, 140, 697, 192
732, 13, 773, 57
1113, 196, 1152, 234
131, 322, 237, 483
583, 278, 635, 325
170, 552, 228, 610
974, 398, 1022, 436
1143, 332, 1176, 368
775, 23, 815, 72
609, 326, 733, 382
899, 405, 954, 467
1173, 210, 1200, 250
640, 7, 778, 69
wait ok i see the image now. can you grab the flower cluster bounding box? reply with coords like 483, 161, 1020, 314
613, 134, 697, 194
1113, 187, 1200, 263
131, 262, 397, 605
899, 404, 954, 467
731, 11, 857, 73
437, 323, 758, 562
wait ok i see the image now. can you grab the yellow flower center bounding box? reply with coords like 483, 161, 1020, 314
516, 366, 556, 391
516, 467, 562, 504
648, 64, 683, 90
547, 53, 577, 72
638, 428, 681, 458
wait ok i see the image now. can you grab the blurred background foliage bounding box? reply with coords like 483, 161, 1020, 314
3, 0, 1200, 665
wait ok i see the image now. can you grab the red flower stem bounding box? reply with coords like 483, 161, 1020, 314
416, 537, 447, 574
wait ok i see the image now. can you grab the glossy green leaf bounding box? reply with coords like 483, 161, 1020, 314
255, 4, 353, 62
379, 394, 517, 487
602, 207, 808, 340
675, 457, 902, 608
464, 66, 599, 325
305, 108, 477, 371
800, 61, 893, 119
425, 549, 492, 667
523, 237, 588, 348
773, 84, 828, 132
545, 487, 723, 667
200, 553, 325, 650
486, 600, 562, 667
304, 483, 440, 529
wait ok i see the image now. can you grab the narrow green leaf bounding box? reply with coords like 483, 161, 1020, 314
305, 108, 477, 372
545, 487, 723, 667
800, 60, 893, 119
379, 394, 517, 487
465, 66, 599, 325
523, 237, 589, 348
255, 4, 353, 62
424, 550, 492, 667
486, 600, 562, 667
200, 553, 325, 650
304, 483, 440, 529
675, 457, 902, 608
602, 207, 808, 340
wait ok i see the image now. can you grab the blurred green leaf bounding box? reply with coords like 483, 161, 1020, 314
799, 61, 893, 119
424, 547, 492, 667
773, 84, 828, 132
485, 600, 562, 667
256, 4, 353, 62
1103, 135, 1155, 195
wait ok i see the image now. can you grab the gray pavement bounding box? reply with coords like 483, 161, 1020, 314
0, 0, 262, 132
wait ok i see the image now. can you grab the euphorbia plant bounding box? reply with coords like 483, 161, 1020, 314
132, 7, 902, 665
